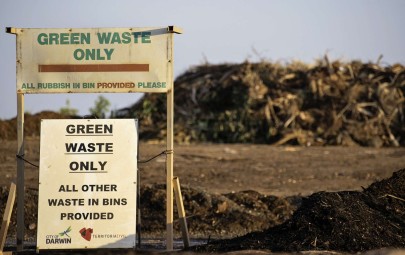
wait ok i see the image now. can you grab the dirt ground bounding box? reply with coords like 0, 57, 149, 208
1, 139, 405, 254
1, 138, 405, 196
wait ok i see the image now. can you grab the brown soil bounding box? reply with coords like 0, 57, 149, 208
1, 138, 405, 254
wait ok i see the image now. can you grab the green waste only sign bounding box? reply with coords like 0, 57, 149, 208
14, 27, 172, 93
37, 119, 138, 250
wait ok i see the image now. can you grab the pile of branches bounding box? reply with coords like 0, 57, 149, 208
116, 58, 405, 146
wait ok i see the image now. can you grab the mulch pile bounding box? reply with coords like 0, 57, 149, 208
0, 185, 296, 241
193, 169, 405, 253
141, 185, 296, 238
117, 58, 405, 147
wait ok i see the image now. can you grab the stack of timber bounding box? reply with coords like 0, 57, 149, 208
117, 57, 405, 147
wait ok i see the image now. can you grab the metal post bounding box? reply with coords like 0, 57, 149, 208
16, 93, 25, 251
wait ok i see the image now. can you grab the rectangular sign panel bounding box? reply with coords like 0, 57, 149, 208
37, 119, 138, 250
15, 27, 172, 93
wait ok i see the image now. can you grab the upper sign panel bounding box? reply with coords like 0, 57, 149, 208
14, 27, 172, 93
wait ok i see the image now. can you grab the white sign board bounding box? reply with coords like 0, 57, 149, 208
37, 119, 138, 250
15, 27, 172, 93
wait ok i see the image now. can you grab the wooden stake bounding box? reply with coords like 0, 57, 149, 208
0, 183, 16, 254
16, 93, 25, 251
173, 177, 190, 248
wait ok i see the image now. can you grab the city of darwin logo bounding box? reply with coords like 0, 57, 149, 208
45, 226, 72, 244
79, 227, 93, 241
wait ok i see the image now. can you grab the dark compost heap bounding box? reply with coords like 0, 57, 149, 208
193, 169, 405, 252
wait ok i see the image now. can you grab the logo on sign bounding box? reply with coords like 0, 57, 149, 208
59, 226, 72, 238
45, 226, 72, 244
79, 227, 93, 241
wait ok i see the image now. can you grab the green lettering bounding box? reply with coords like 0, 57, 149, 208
142, 32, 151, 43
49, 33, 59, 45
111, 32, 121, 44
121, 32, 131, 44
96, 49, 105, 60
37, 33, 48, 45
104, 49, 114, 60
81, 33, 91, 44
86, 49, 96, 60
71, 33, 80, 44
132, 32, 141, 43
60, 33, 69, 44
97, 33, 111, 44
74, 49, 84, 60
38, 32, 90, 45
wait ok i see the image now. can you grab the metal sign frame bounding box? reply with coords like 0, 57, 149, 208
6, 26, 182, 251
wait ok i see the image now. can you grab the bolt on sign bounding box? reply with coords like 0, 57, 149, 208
14, 27, 172, 93
37, 119, 138, 250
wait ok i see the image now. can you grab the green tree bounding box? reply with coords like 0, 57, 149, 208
90, 95, 111, 118
59, 99, 78, 116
